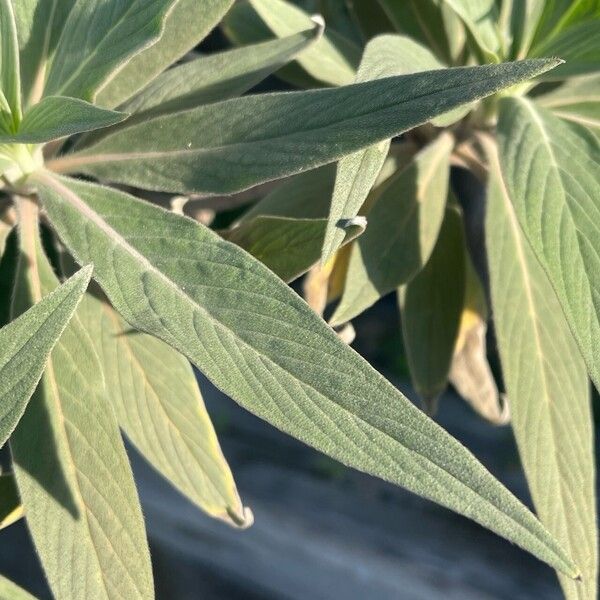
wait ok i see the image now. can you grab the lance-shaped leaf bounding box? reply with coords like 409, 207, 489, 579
225, 216, 363, 283
0, 96, 126, 144
506, 0, 545, 59
536, 74, 600, 130
47, 59, 562, 195
76, 290, 251, 528
331, 133, 452, 326
0, 574, 36, 600
119, 28, 321, 121
44, 0, 177, 101
498, 98, 600, 391
97, 0, 234, 109
486, 138, 597, 600
35, 171, 579, 578
441, 0, 501, 59
0, 260, 91, 449
0, 473, 23, 530
11, 0, 77, 106
322, 34, 467, 264
10, 200, 153, 600
247, 0, 359, 85
399, 205, 466, 412
0, 0, 21, 125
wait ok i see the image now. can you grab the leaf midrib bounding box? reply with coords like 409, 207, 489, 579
491, 144, 585, 596
36, 171, 568, 556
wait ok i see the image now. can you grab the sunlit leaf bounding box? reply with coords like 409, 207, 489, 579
486, 136, 597, 600
47, 59, 561, 195
498, 98, 600, 391
0, 473, 23, 530
331, 133, 452, 325
97, 0, 234, 108
34, 171, 579, 578
44, 0, 177, 101
0, 96, 126, 144
0, 574, 36, 600
536, 74, 600, 130
10, 199, 153, 600
0, 0, 21, 125
76, 289, 252, 529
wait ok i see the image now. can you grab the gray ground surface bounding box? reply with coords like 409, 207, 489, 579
0, 371, 564, 599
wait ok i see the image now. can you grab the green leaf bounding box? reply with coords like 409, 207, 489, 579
76, 289, 252, 528
536, 74, 600, 130
498, 98, 600, 392
532, 18, 600, 78
399, 205, 466, 411
0, 473, 23, 530
486, 137, 597, 600
241, 164, 335, 221
0, 252, 90, 449
331, 133, 452, 326
35, 171, 580, 578
11, 0, 77, 106
247, 0, 360, 85
225, 216, 363, 283
44, 0, 177, 101
120, 28, 321, 120
0, 96, 126, 144
441, 0, 501, 59
0, 0, 21, 125
0, 574, 36, 600
322, 33, 469, 264
10, 200, 153, 600
96, 0, 234, 109
376, 0, 463, 64
505, 0, 545, 58
48, 59, 562, 195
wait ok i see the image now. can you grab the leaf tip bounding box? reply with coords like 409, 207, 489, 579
310, 14, 325, 40
226, 505, 254, 529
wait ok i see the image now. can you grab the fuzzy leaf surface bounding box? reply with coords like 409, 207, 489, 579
44, 0, 177, 101
97, 0, 234, 108
331, 134, 452, 325
0, 96, 126, 143
10, 203, 153, 600
399, 206, 466, 408
50, 59, 561, 195
0, 262, 90, 449
36, 172, 579, 578
498, 98, 600, 391
76, 288, 251, 528
486, 138, 597, 600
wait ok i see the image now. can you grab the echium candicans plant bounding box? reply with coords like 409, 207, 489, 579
0, 0, 594, 598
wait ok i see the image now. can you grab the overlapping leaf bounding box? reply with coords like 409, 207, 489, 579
246, 0, 360, 85
97, 0, 234, 108
0, 96, 126, 144
331, 133, 452, 325
10, 201, 153, 600
498, 98, 600, 391
0, 0, 21, 126
0, 246, 90, 449
0, 574, 36, 600
399, 205, 466, 411
47, 59, 561, 196
0, 473, 23, 530
43, 0, 177, 101
76, 289, 251, 528
536, 74, 600, 130
486, 137, 597, 600
34, 171, 579, 578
